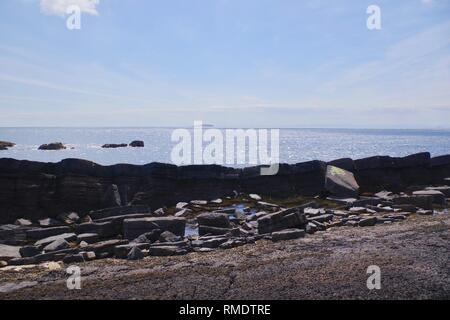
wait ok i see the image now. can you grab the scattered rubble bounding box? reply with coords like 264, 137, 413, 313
0, 185, 448, 268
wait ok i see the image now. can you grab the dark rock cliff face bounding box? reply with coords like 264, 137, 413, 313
0, 152, 449, 224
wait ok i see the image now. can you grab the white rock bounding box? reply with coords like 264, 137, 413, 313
190, 200, 208, 205
249, 194, 262, 201
175, 202, 189, 210
175, 208, 192, 217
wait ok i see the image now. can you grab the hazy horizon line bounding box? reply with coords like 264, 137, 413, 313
1, 126, 450, 131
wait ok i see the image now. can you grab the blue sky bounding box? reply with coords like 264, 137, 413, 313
0, 0, 449, 128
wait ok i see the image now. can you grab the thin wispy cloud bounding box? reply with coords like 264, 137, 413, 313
1, 0, 450, 128
40, 0, 100, 16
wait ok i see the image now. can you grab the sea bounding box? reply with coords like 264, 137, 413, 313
1, 127, 450, 166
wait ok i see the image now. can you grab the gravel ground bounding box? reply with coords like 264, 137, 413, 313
1, 214, 449, 300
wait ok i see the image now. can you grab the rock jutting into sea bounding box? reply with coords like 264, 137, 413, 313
0, 141, 15, 151
38, 142, 66, 150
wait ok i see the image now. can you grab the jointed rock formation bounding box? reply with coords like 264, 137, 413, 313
0, 152, 449, 269
0, 152, 448, 223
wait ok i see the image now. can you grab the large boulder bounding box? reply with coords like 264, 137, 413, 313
393, 195, 433, 210
123, 217, 186, 240
38, 142, 66, 150
257, 203, 310, 234
129, 140, 144, 147
197, 212, 231, 229
412, 190, 446, 205
325, 165, 359, 198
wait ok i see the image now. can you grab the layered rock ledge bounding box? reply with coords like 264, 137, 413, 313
0, 152, 449, 223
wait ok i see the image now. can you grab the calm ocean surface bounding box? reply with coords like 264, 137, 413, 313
1, 127, 450, 166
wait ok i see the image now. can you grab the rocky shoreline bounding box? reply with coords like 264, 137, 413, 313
0, 152, 449, 297
1, 213, 449, 299
0, 152, 449, 223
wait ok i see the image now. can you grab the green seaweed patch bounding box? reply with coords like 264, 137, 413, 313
329, 166, 345, 176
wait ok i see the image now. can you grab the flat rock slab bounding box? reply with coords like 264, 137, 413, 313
77, 233, 99, 244
123, 217, 186, 240
38, 218, 63, 228
413, 190, 446, 205
257, 203, 310, 234
0, 244, 21, 261
26, 227, 70, 241
325, 165, 359, 198
114, 244, 149, 259
15, 219, 32, 227
0, 281, 38, 294
35, 233, 77, 247
89, 205, 151, 220
149, 246, 188, 256
272, 229, 305, 242
307, 214, 333, 223
197, 212, 231, 229
85, 239, 129, 255
75, 222, 118, 238
192, 237, 228, 249
198, 225, 231, 236
425, 186, 450, 197
393, 196, 433, 210
43, 239, 70, 253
